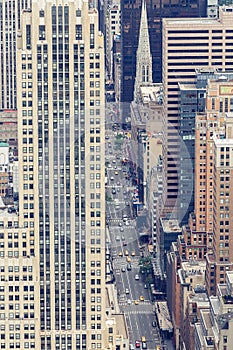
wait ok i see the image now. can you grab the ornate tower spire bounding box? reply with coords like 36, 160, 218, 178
134, 0, 153, 102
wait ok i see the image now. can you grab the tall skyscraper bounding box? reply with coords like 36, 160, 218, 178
162, 7, 233, 223
0, 0, 109, 348
0, 0, 31, 109
201, 81, 233, 296
120, 0, 206, 103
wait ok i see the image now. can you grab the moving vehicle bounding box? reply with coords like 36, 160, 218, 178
134, 300, 139, 305
131, 250, 135, 256
135, 340, 140, 348
124, 250, 129, 256
125, 288, 129, 294
127, 263, 132, 271
135, 274, 139, 280
139, 296, 144, 301
141, 336, 146, 343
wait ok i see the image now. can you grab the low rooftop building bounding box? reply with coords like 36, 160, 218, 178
195, 271, 233, 350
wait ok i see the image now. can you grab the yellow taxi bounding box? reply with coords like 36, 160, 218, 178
118, 251, 123, 257
131, 250, 136, 256
127, 256, 131, 263
115, 171, 118, 175
134, 300, 139, 305
124, 250, 129, 256
139, 296, 145, 301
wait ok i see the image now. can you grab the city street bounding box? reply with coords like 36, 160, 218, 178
105, 109, 162, 350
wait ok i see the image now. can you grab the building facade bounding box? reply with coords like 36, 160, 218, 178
120, 0, 206, 103
0, 0, 31, 109
131, 2, 162, 205
162, 7, 233, 223
105, 2, 121, 81
195, 271, 233, 350
0, 1, 118, 349
206, 112, 233, 296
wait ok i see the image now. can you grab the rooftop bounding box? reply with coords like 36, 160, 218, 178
164, 6, 233, 26
155, 301, 173, 332
188, 292, 209, 307
139, 84, 163, 105
163, 17, 218, 26
113, 314, 128, 339
182, 260, 206, 274
0, 142, 9, 147
160, 218, 181, 233
0, 207, 18, 218
178, 82, 197, 91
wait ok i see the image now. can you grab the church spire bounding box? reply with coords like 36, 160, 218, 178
134, 0, 153, 102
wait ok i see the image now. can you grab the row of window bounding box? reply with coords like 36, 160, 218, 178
0, 303, 34, 310
0, 342, 35, 349
0, 265, 32, 272
0, 312, 34, 319
0, 251, 34, 258
0, 286, 34, 292
0, 294, 34, 301
0, 221, 18, 228
0, 275, 33, 281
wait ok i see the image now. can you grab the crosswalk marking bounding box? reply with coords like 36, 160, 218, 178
124, 309, 154, 314
113, 257, 140, 265
113, 262, 140, 270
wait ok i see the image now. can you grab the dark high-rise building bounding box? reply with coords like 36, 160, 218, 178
121, 0, 206, 103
